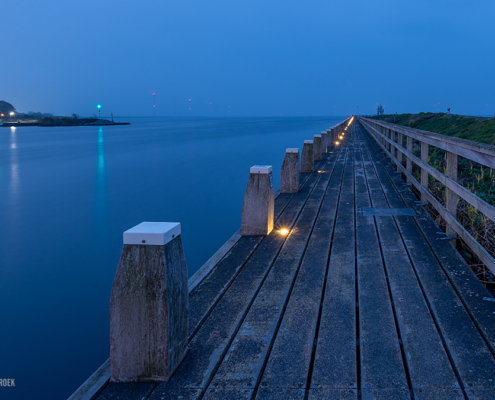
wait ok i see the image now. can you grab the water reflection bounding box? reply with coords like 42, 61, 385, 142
94, 127, 108, 241
10, 129, 19, 201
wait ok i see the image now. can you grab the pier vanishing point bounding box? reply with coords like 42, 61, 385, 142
70, 116, 495, 400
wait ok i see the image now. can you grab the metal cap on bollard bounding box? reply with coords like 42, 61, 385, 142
123, 222, 181, 245
250, 165, 273, 174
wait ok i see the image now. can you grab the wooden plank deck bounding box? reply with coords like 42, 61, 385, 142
94, 122, 495, 400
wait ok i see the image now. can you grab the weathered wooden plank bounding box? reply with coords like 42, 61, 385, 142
188, 236, 263, 337
188, 165, 328, 338
203, 388, 252, 399
359, 136, 459, 391
148, 388, 202, 400
96, 383, 155, 400
256, 149, 346, 389
355, 140, 408, 392
188, 229, 242, 293
361, 388, 410, 400
69, 359, 110, 400
464, 388, 495, 399
311, 142, 356, 390
413, 388, 463, 400
307, 388, 357, 399
206, 148, 344, 392
157, 157, 334, 392
391, 183, 495, 354
394, 213, 495, 389
360, 120, 495, 273
364, 134, 495, 384
256, 388, 305, 400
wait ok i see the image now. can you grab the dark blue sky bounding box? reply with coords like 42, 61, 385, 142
2, 1, 494, 117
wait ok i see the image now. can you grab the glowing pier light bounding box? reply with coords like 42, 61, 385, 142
335, 141, 340, 145
279, 228, 289, 235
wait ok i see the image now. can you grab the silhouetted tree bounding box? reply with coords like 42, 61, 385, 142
0, 101, 16, 115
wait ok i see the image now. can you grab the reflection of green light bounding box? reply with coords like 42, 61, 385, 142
97, 127, 105, 168
97, 104, 101, 109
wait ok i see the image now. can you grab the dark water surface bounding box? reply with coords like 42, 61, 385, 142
0, 116, 344, 399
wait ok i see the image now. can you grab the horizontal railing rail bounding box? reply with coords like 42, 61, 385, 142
361, 118, 495, 168
358, 116, 495, 275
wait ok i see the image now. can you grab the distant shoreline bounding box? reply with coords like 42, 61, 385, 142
1, 118, 130, 127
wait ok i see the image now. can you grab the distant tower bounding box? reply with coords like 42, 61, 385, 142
377, 104, 384, 117
447, 108, 451, 114
153, 93, 156, 116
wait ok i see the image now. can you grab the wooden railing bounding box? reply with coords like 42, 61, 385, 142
358, 116, 495, 274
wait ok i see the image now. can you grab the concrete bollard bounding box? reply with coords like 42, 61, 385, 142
110, 222, 189, 382
326, 131, 331, 149
280, 148, 300, 193
321, 132, 328, 153
314, 135, 322, 161
330, 128, 336, 144
301, 140, 314, 173
241, 165, 275, 236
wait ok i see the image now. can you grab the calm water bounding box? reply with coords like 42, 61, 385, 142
0, 116, 344, 399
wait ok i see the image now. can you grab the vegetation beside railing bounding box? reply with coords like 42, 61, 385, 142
406, 144, 495, 206
409, 159, 495, 289
371, 112, 495, 146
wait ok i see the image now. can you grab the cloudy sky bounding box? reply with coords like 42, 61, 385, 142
2, 1, 494, 117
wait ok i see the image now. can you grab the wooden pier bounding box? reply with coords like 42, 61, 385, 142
71, 118, 495, 400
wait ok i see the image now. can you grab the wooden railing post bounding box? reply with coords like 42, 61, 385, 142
389, 129, 397, 165
386, 128, 391, 153
393, 130, 398, 162
396, 132, 403, 168
110, 222, 188, 382
446, 151, 458, 242
421, 142, 429, 203
406, 135, 413, 183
